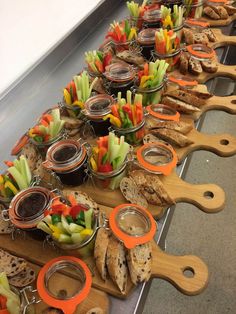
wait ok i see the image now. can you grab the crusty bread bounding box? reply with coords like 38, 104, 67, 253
189, 57, 203, 76
9, 266, 35, 288
193, 33, 209, 45
106, 236, 128, 294
216, 6, 229, 19
223, 4, 236, 15
63, 190, 99, 215
201, 60, 218, 73
0, 249, 27, 277
120, 177, 148, 208
162, 96, 200, 114
147, 120, 193, 134
116, 51, 145, 66
180, 87, 213, 99
94, 228, 111, 281
165, 90, 206, 108
179, 52, 189, 75
143, 134, 166, 145
183, 28, 194, 45
151, 128, 194, 147
127, 242, 152, 285
202, 29, 216, 42
61, 116, 83, 130
204, 6, 220, 19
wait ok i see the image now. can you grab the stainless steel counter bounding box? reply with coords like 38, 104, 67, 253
0, 1, 235, 313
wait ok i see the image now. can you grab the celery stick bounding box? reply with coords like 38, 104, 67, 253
116, 142, 130, 167
85, 208, 93, 229
51, 108, 60, 122
134, 93, 142, 105
127, 90, 132, 105
58, 234, 73, 243
8, 167, 28, 190
37, 221, 52, 234
110, 144, 121, 165
13, 159, 21, 172
19, 155, 31, 186
117, 92, 122, 105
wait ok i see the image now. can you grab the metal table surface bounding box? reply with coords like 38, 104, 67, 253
0, 0, 235, 313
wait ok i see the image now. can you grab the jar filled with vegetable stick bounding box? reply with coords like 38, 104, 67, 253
184, 0, 204, 19
104, 63, 136, 98
138, 28, 157, 61
134, 60, 168, 106
152, 48, 181, 72
88, 132, 130, 190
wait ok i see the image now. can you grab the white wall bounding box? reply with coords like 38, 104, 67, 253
0, 0, 102, 96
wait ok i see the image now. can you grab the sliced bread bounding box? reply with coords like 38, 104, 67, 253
9, 266, 36, 288
162, 96, 200, 114
189, 57, 203, 76
94, 227, 111, 280
164, 89, 206, 108
151, 128, 194, 147
127, 242, 152, 285
106, 236, 128, 294
0, 249, 27, 277
120, 177, 148, 208
201, 60, 218, 73
148, 120, 193, 134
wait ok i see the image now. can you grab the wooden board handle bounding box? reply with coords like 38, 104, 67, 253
216, 63, 236, 81
211, 29, 236, 49
206, 95, 236, 114
177, 130, 236, 162
164, 173, 225, 213
152, 245, 209, 295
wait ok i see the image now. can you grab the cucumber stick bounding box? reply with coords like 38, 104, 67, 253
8, 167, 28, 190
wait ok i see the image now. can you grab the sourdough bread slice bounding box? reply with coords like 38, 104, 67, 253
127, 242, 152, 285
162, 96, 200, 114
202, 29, 216, 42
106, 236, 128, 294
189, 57, 203, 75
201, 60, 218, 73
217, 6, 229, 19
179, 52, 189, 75
223, 4, 236, 15
204, 6, 220, 19
193, 33, 209, 45
164, 90, 206, 108
180, 87, 213, 99
0, 207, 14, 234
148, 121, 193, 134
120, 177, 148, 208
94, 228, 111, 281
9, 266, 36, 288
183, 28, 194, 45
0, 249, 27, 277
151, 128, 194, 147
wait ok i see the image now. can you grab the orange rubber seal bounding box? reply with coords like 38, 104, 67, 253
186, 44, 215, 59
109, 204, 156, 249
146, 104, 180, 122
208, 0, 227, 2
11, 133, 29, 155
185, 19, 209, 28
168, 76, 198, 87
136, 142, 177, 175
37, 256, 92, 314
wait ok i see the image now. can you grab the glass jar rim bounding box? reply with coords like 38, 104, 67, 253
135, 78, 166, 93
137, 28, 157, 45
104, 62, 136, 82
88, 158, 128, 179
84, 94, 113, 119
29, 127, 65, 147
113, 118, 145, 134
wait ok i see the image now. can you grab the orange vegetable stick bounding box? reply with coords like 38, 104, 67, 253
68, 194, 77, 206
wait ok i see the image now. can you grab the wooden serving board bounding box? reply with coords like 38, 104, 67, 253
0, 224, 209, 299
174, 117, 236, 163
77, 168, 225, 218
202, 13, 236, 27
209, 28, 236, 49
25, 262, 109, 314
166, 83, 236, 121
171, 62, 236, 84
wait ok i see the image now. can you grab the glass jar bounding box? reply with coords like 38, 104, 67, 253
50, 211, 99, 258
83, 94, 114, 137
2, 186, 56, 240
134, 81, 166, 106
0, 195, 12, 209
37, 256, 92, 314
143, 8, 162, 28
138, 28, 157, 61
104, 63, 136, 98
29, 127, 66, 158
113, 118, 146, 146
42, 139, 88, 187
109, 204, 157, 248
88, 158, 128, 190
162, 23, 184, 44
112, 39, 136, 54
129, 16, 144, 31
152, 48, 181, 72
184, 1, 204, 19
145, 104, 180, 128
168, 75, 198, 89
163, 0, 183, 10
184, 18, 209, 30
186, 44, 215, 62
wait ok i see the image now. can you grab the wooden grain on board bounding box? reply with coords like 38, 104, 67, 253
77, 167, 225, 218
173, 117, 236, 163
202, 13, 236, 27
210, 28, 236, 49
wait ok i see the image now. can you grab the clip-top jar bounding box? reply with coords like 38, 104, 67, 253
104, 63, 136, 98
83, 94, 113, 137
37, 256, 92, 314
143, 8, 162, 28
146, 104, 180, 128
138, 28, 157, 60
42, 139, 88, 186
2, 186, 56, 240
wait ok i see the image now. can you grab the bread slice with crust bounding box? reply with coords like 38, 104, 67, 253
127, 242, 152, 285
180, 87, 213, 99
216, 6, 229, 19
189, 57, 203, 76
164, 90, 206, 108
202, 29, 216, 42
151, 128, 194, 147
94, 228, 111, 281
120, 177, 148, 208
204, 6, 220, 19
147, 121, 193, 134
223, 4, 236, 15
9, 266, 36, 288
201, 60, 218, 73
106, 236, 128, 294
162, 96, 200, 114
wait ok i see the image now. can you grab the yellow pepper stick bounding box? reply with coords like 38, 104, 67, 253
128, 28, 137, 41
63, 89, 72, 105
48, 224, 63, 240
0, 175, 4, 185
90, 156, 98, 171
140, 75, 154, 88
103, 114, 121, 127
28, 129, 36, 138
72, 100, 84, 108
4, 181, 19, 196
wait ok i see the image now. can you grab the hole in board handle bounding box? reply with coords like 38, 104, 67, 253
183, 267, 195, 278
204, 191, 214, 199
231, 100, 236, 104
220, 139, 229, 146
